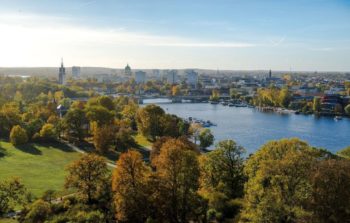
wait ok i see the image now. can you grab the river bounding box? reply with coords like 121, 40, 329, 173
143, 99, 350, 154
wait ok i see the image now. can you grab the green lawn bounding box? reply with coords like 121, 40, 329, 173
0, 218, 17, 223
0, 141, 81, 198
134, 134, 152, 149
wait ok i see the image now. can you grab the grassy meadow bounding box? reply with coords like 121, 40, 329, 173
0, 141, 81, 197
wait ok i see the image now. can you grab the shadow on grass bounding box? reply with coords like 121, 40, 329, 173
15, 144, 42, 155
0, 147, 6, 158
104, 150, 120, 163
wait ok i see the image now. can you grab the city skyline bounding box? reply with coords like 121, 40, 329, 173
0, 0, 350, 71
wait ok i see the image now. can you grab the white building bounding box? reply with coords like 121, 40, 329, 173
186, 70, 198, 88
72, 66, 81, 79
166, 70, 179, 84
135, 71, 146, 84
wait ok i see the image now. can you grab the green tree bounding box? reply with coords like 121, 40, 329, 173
9, 125, 28, 145
65, 154, 109, 204
199, 128, 214, 149
62, 108, 88, 141
199, 140, 245, 220
0, 177, 27, 215
112, 150, 151, 222
279, 87, 291, 108
240, 138, 319, 223
24, 199, 51, 223
136, 104, 165, 141
85, 105, 115, 126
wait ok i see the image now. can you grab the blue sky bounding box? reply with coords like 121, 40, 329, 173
0, 0, 349, 71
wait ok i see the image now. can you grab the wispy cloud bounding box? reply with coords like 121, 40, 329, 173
269, 36, 286, 46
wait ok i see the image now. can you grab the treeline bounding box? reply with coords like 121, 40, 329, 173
3, 138, 350, 222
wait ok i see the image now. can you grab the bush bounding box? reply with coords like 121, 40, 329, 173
9, 125, 28, 145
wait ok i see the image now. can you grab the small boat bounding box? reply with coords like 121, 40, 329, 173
221, 101, 228, 106
210, 101, 219, 105
228, 103, 234, 107
334, 116, 342, 121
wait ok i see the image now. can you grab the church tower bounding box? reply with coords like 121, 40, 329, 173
58, 58, 66, 85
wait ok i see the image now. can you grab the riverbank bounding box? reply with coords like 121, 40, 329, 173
143, 100, 350, 154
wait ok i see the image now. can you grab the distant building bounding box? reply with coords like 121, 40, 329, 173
72, 66, 81, 79
135, 71, 146, 84
186, 70, 198, 88
58, 59, 66, 85
124, 64, 132, 76
166, 70, 179, 85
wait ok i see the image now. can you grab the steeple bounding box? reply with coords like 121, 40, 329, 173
58, 58, 66, 85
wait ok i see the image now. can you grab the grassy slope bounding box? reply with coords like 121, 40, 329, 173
134, 134, 152, 149
0, 141, 81, 197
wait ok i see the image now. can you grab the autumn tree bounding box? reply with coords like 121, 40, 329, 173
199, 140, 245, 219
39, 123, 57, 141
65, 154, 109, 204
112, 150, 151, 222
278, 87, 291, 108
308, 159, 350, 223
91, 122, 114, 153
313, 97, 321, 113
10, 125, 28, 145
24, 199, 51, 223
199, 128, 214, 150
152, 139, 202, 222
136, 104, 165, 141
240, 138, 320, 223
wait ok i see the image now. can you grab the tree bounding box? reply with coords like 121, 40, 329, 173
39, 123, 57, 141
279, 87, 291, 108
10, 125, 28, 145
91, 122, 114, 153
210, 89, 220, 101
136, 104, 165, 141
240, 138, 320, 223
345, 104, 350, 116
86, 105, 115, 126
199, 128, 214, 150
313, 97, 321, 113
65, 154, 109, 204
24, 199, 51, 223
189, 123, 203, 145
0, 177, 27, 215
199, 140, 245, 220
308, 159, 350, 223
114, 127, 136, 152
153, 140, 201, 222
62, 108, 88, 141
112, 150, 151, 222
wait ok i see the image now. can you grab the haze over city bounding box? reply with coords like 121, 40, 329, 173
0, 0, 350, 71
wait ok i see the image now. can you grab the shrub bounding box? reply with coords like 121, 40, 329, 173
10, 125, 28, 145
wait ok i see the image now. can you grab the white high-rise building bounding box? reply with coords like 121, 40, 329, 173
135, 71, 146, 84
72, 66, 81, 79
166, 70, 179, 84
186, 70, 198, 88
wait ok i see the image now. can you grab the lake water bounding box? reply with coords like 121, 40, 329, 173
143, 99, 350, 154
